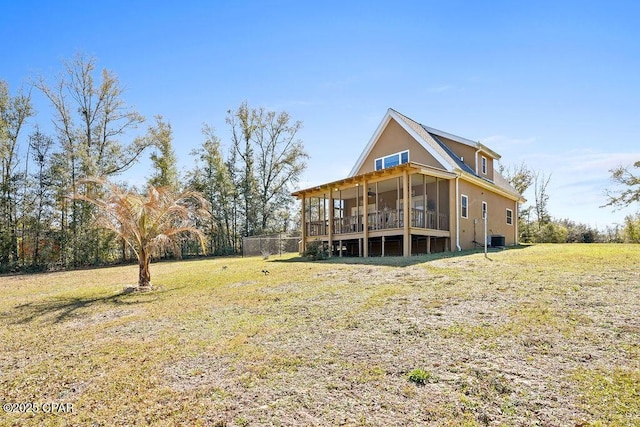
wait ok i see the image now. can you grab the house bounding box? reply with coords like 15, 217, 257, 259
292, 108, 524, 257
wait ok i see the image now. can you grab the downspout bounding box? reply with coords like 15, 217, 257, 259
455, 176, 462, 251
515, 199, 519, 246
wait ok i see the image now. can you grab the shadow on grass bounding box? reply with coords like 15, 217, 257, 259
4, 287, 171, 325
272, 245, 531, 267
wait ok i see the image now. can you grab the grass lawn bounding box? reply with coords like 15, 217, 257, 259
1, 244, 639, 426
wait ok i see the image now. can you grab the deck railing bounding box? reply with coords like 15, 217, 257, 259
308, 210, 449, 236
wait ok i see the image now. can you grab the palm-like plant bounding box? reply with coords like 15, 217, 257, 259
74, 178, 210, 289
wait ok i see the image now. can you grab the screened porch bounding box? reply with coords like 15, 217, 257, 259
304, 173, 450, 238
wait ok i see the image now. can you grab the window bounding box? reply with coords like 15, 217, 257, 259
482, 201, 487, 219
461, 194, 468, 218
374, 150, 409, 171
481, 156, 487, 175
400, 151, 409, 164
506, 208, 513, 225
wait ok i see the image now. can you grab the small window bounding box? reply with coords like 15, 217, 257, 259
481, 156, 487, 175
375, 150, 409, 171
506, 208, 513, 225
482, 201, 487, 219
461, 195, 468, 219
400, 151, 409, 164
385, 154, 400, 168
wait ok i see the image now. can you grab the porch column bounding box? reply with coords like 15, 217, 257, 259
301, 194, 307, 254
328, 190, 334, 257
362, 179, 369, 257
339, 239, 343, 257
403, 170, 410, 256
436, 177, 440, 230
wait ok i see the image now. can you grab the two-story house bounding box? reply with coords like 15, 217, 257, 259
292, 108, 524, 257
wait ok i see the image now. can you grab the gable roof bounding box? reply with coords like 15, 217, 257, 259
349, 108, 501, 177
348, 108, 522, 200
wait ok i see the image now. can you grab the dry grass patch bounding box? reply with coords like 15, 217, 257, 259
1, 245, 639, 426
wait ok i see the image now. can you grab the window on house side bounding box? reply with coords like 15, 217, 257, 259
400, 151, 409, 164
374, 150, 409, 171
506, 208, 513, 225
481, 156, 487, 175
461, 195, 468, 219
482, 201, 487, 219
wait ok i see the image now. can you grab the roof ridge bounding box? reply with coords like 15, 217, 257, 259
389, 109, 460, 171
390, 108, 501, 159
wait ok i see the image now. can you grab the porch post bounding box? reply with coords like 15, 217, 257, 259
362, 178, 369, 257
403, 169, 410, 256
328, 189, 334, 257
436, 177, 440, 230
300, 194, 307, 254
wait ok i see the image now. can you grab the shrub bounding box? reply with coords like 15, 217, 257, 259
303, 240, 329, 261
407, 368, 433, 385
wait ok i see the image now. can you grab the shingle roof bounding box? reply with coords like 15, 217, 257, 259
350, 108, 522, 200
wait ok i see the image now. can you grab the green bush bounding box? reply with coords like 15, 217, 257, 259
407, 368, 433, 385
303, 240, 329, 260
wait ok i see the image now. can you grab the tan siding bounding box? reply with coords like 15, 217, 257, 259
355, 118, 444, 175
437, 136, 477, 171
437, 136, 495, 180
457, 179, 517, 249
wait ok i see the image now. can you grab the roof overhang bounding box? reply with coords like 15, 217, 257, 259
348, 109, 454, 177
292, 162, 456, 198
457, 169, 525, 203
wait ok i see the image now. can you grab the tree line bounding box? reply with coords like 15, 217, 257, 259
499, 163, 640, 244
1, 54, 307, 273
3, 54, 639, 273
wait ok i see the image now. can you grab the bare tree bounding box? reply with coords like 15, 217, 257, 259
0, 80, 33, 266
603, 161, 640, 209
533, 171, 552, 227
226, 102, 308, 236
35, 53, 150, 266
254, 108, 308, 231
497, 161, 533, 195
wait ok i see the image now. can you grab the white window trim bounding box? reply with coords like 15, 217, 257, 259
482, 201, 487, 220
481, 156, 487, 175
506, 208, 513, 225
374, 150, 409, 171
461, 194, 468, 219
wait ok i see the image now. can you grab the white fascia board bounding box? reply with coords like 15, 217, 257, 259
350, 109, 458, 177
424, 126, 502, 160
388, 110, 454, 172
422, 125, 478, 148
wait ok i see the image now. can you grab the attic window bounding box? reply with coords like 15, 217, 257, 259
481, 156, 488, 175
375, 150, 409, 171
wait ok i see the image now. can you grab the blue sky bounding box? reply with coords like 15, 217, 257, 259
2, 0, 639, 228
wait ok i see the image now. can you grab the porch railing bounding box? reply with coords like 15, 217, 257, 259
333, 215, 363, 234
307, 210, 449, 236
411, 209, 449, 231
